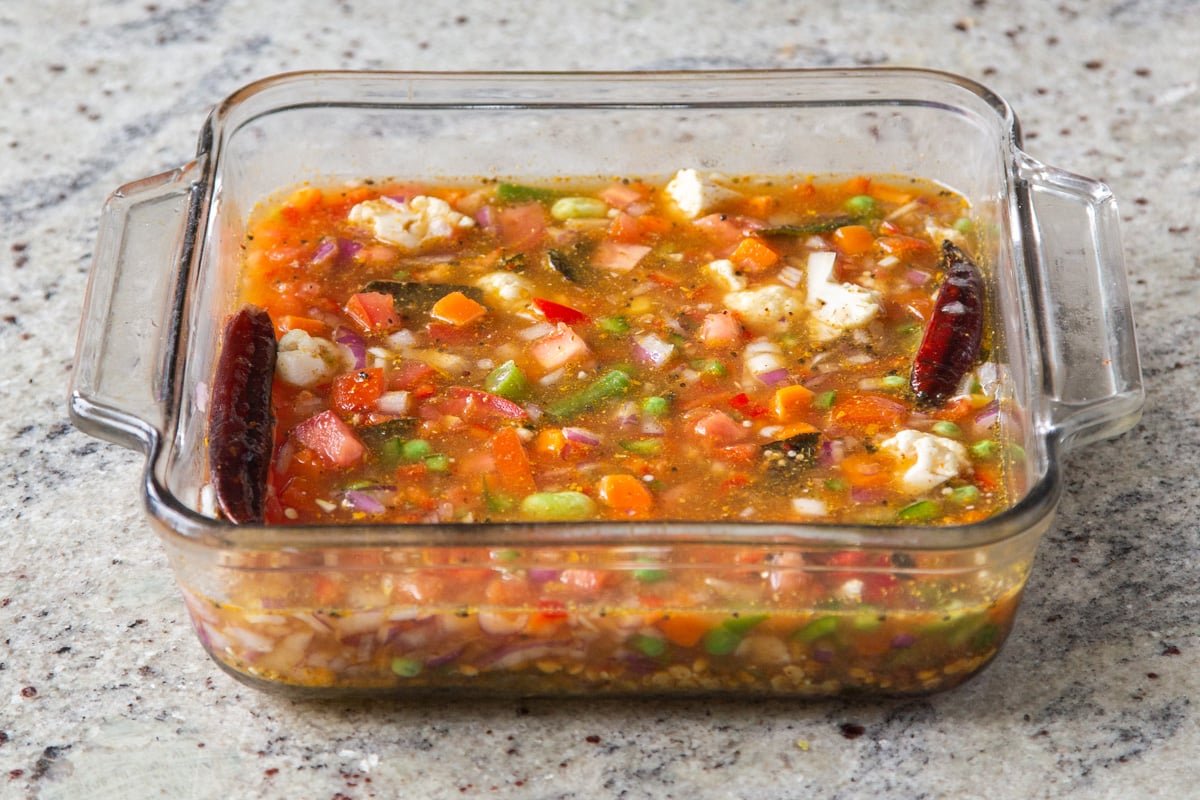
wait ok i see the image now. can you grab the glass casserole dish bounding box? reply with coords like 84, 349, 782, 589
69, 69, 1143, 697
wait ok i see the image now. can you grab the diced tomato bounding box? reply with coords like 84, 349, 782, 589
345, 291, 399, 333
729, 393, 769, 418
529, 323, 592, 371
498, 203, 547, 252
699, 311, 742, 348
389, 360, 438, 390
445, 387, 529, 422
592, 240, 651, 273
331, 368, 385, 413
532, 297, 590, 325
692, 410, 748, 447
877, 235, 932, 256
598, 182, 648, 210
292, 410, 365, 467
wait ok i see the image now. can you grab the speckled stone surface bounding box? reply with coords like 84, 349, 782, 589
2, 1, 1198, 798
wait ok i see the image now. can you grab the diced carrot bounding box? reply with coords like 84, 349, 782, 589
286, 186, 323, 212
331, 368, 385, 414
313, 574, 341, 606
491, 426, 537, 497
430, 291, 487, 327
534, 427, 567, 458
830, 393, 908, 433
596, 473, 654, 516
744, 195, 776, 218
839, 451, 893, 489
656, 612, 711, 648
772, 384, 816, 422
275, 315, 329, 338
842, 175, 872, 196
730, 236, 779, 273
832, 224, 875, 255
869, 182, 914, 205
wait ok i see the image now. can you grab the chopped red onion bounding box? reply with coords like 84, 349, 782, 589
375, 391, 411, 416
812, 647, 835, 663
527, 568, 561, 583
756, 367, 790, 386
850, 486, 888, 504
334, 326, 367, 369
891, 632, 917, 649
562, 426, 601, 446
474, 204, 496, 231
312, 238, 338, 266
633, 333, 675, 368
344, 490, 386, 514
974, 401, 1001, 431
906, 268, 932, 286
614, 401, 640, 426
641, 417, 665, 436
337, 238, 363, 263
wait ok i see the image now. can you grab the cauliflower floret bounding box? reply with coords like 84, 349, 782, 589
879, 429, 971, 493
805, 250, 882, 341
705, 258, 747, 292
665, 169, 743, 219
724, 285, 805, 334
348, 195, 474, 251
476, 271, 534, 313
275, 329, 346, 387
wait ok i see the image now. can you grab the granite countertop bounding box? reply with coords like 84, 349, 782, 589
2, 1, 1197, 798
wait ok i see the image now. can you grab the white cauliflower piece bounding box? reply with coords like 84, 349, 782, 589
705, 258, 747, 292
476, 271, 534, 313
275, 330, 346, 387
665, 169, 742, 219
805, 250, 882, 341
879, 429, 971, 493
724, 285, 805, 334
348, 195, 474, 251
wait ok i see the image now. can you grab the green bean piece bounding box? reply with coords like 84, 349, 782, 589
620, 439, 663, 456
795, 615, 839, 642
633, 568, 669, 583
641, 396, 670, 417
970, 439, 998, 459
898, 499, 940, 523
722, 613, 769, 636
631, 634, 668, 658
400, 439, 432, 461
390, 657, 423, 678
932, 421, 961, 438
813, 390, 837, 411
951, 485, 981, 504
546, 369, 632, 420
597, 315, 630, 334
844, 194, 877, 217
702, 626, 742, 656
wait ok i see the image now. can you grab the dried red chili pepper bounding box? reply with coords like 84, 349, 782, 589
209, 305, 277, 523
910, 240, 984, 405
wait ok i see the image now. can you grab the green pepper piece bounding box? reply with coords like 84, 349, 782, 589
898, 499, 940, 523
794, 615, 838, 642
484, 360, 530, 401
391, 657, 423, 677
722, 613, 769, 636
519, 491, 597, 521
702, 626, 741, 656
496, 182, 556, 204
546, 370, 632, 420
633, 568, 669, 583
631, 634, 668, 658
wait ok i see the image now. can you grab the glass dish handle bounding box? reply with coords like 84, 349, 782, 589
1020, 154, 1144, 451
69, 161, 202, 452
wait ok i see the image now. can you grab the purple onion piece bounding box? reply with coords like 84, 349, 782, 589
905, 268, 931, 286
425, 646, 467, 669
891, 632, 917, 649
756, 367, 790, 386
527, 568, 561, 583
312, 238, 338, 266
562, 426, 601, 446
334, 326, 368, 369
812, 647, 835, 663
344, 489, 386, 514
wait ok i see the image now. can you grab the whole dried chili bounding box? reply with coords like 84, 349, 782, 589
209, 305, 277, 523
909, 240, 984, 405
